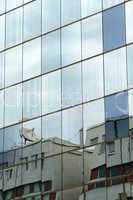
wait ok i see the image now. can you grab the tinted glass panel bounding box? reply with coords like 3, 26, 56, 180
23, 118, 41, 145
23, 38, 41, 81
42, 71, 61, 114
61, 0, 80, 25
24, 0, 41, 41
0, 15, 5, 51
127, 44, 133, 89
81, 0, 102, 17
6, 0, 23, 11
0, 129, 3, 152
0, 52, 4, 89
126, 1, 133, 44
42, 112, 61, 141
105, 92, 129, 141
104, 47, 127, 95
42, 30, 60, 73
84, 99, 105, 146
62, 63, 82, 108
23, 78, 41, 120
82, 13, 103, 59
5, 45, 22, 87
0, 91, 4, 128
42, 0, 60, 33
62, 105, 82, 146
103, 5, 126, 51
6, 8, 22, 48
62, 22, 81, 66
5, 84, 22, 126
103, 0, 124, 9
4, 124, 22, 151
0, 0, 5, 14
83, 55, 104, 102
105, 92, 128, 121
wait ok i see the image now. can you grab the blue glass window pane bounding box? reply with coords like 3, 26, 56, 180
105, 92, 129, 141
4, 124, 22, 151
103, 5, 126, 52
105, 92, 128, 120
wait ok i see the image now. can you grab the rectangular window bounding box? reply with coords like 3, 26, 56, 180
62, 63, 82, 108
23, 38, 41, 81
0, 91, 4, 128
5, 84, 22, 126
23, 118, 41, 144
6, 0, 23, 11
0, 52, 4, 89
83, 55, 104, 102
61, 0, 80, 25
42, 30, 61, 73
108, 142, 115, 154
99, 142, 105, 154
126, 1, 133, 44
103, 0, 124, 9
42, 0, 60, 33
90, 137, 98, 146
42, 112, 61, 144
62, 22, 81, 66
127, 44, 133, 89
99, 165, 106, 178
82, 13, 102, 59
24, 0, 41, 41
6, 8, 22, 48
0, 0, 5, 14
23, 78, 41, 120
91, 168, 98, 180
62, 105, 82, 146
0, 15, 5, 51
81, 0, 102, 17
44, 181, 52, 192
4, 124, 22, 151
104, 47, 127, 95
103, 5, 126, 51
42, 70, 61, 114
5, 45, 22, 87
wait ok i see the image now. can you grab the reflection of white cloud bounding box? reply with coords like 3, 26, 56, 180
42, 71, 61, 114
5, 45, 22, 86
104, 48, 127, 95
62, 22, 81, 66
23, 38, 41, 80
24, 0, 41, 40
83, 55, 104, 102
82, 14, 103, 58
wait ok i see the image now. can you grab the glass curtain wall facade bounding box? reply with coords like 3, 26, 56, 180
0, 0, 133, 200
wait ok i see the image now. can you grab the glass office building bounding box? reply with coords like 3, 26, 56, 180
0, 0, 133, 199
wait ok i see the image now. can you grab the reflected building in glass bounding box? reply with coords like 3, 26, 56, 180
0, 0, 133, 200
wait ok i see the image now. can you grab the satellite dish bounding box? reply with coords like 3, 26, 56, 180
20, 128, 40, 144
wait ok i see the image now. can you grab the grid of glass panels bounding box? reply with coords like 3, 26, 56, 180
0, 0, 133, 200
